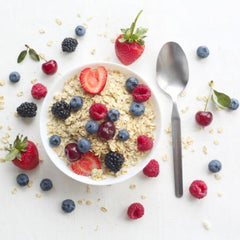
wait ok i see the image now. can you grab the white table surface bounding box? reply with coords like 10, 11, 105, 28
1, 0, 240, 239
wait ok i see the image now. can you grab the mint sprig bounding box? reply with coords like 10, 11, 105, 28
17, 44, 40, 63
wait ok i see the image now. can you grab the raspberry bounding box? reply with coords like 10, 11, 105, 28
127, 203, 144, 220
31, 83, 47, 100
189, 180, 207, 199
89, 103, 108, 120
132, 84, 151, 102
143, 159, 159, 177
137, 135, 153, 151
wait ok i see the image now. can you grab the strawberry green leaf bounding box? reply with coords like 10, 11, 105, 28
5, 149, 19, 161
119, 38, 126, 43
17, 50, 27, 63
29, 49, 40, 61
212, 89, 231, 108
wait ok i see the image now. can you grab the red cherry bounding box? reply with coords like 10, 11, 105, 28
97, 121, 116, 141
42, 60, 58, 75
195, 111, 213, 126
64, 143, 82, 162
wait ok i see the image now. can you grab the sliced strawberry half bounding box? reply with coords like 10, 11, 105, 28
79, 66, 107, 94
71, 151, 101, 176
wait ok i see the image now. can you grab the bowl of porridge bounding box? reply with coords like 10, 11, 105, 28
40, 62, 161, 185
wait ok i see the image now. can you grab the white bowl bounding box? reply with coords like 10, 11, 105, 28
40, 62, 161, 185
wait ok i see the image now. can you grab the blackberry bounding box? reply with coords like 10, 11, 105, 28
104, 151, 125, 173
51, 100, 71, 119
17, 102, 37, 118
61, 38, 78, 52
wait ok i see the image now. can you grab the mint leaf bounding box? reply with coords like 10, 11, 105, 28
212, 90, 231, 108
29, 49, 40, 61
17, 50, 27, 63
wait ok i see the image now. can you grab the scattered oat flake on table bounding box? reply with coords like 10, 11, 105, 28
31, 78, 38, 84
203, 145, 208, 154
214, 173, 222, 180
0, 125, 3, 129
27, 180, 33, 188
7, 125, 12, 131
14, 112, 19, 117
181, 106, 189, 114
165, 125, 172, 134
100, 207, 108, 213
202, 221, 211, 230
86, 200, 92, 205
87, 17, 93, 21
182, 136, 194, 149
47, 41, 54, 47
180, 91, 187, 97
11, 188, 17, 194
91, 49, 96, 55
78, 200, 84, 205
129, 184, 136, 190
55, 18, 62, 25
217, 192, 223, 197
35, 193, 42, 198
217, 127, 223, 134
162, 154, 168, 161
17, 91, 23, 97
213, 140, 219, 145
77, 13, 81, 18
82, 23, 88, 28
209, 128, 214, 134
141, 195, 147, 200
39, 28, 45, 34
0, 79, 5, 86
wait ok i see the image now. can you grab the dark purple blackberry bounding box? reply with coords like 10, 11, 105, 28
51, 100, 70, 119
104, 151, 125, 173
61, 38, 78, 52
17, 102, 37, 118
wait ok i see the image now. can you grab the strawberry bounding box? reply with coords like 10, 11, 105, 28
71, 151, 101, 176
115, 10, 148, 65
79, 66, 107, 94
5, 135, 39, 170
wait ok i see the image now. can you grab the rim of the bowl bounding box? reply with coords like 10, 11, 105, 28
40, 61, 162, 185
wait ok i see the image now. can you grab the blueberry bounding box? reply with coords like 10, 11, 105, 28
75, 25, 86, 36
49, 135, 61, 146
62, 199, 75, 213
229, 98, 239, 110
16, 173, 29, 186
208, 160, 222, 173
70, 96, 83, 111
85, 120, 99, 134
197, 46, 210, 58
77, 138, 91, 153
107, 109, 120, 122
117, 129, 130, 141
40, 178, 53, 191
9, 71, 20, 83
125, 77, 139, 92
130, 102, 145, 116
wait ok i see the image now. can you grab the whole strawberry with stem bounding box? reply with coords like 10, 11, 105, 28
5, 135, 39, 170
115, 10, 148, 65
195, 81, 213, 126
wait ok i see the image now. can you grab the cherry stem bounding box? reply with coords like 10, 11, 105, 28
25, 44, 30, 49
204, 81, 214, 111
39, 54, 47, 62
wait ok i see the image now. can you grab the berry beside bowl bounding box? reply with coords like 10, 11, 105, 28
40, 62, 161, 185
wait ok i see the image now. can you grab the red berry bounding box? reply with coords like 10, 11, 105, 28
42, 60, 58, 75
195, 111, 213, 126
31, 83, 47, 100
189, 180, 208, 199
64, 143, 82, 162
127, 203, 144, 220
137, 135, 153, 151
71, 152, 101, 176
143, 159, 159, 177
89, 103, 108, 120
132, 84, 151, 102
98, 121, 116, 141
80, 66, 107, 94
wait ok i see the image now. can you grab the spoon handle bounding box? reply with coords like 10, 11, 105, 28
171, 102, 183, 197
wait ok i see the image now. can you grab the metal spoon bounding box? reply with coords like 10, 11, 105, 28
156, 42, 189, 197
